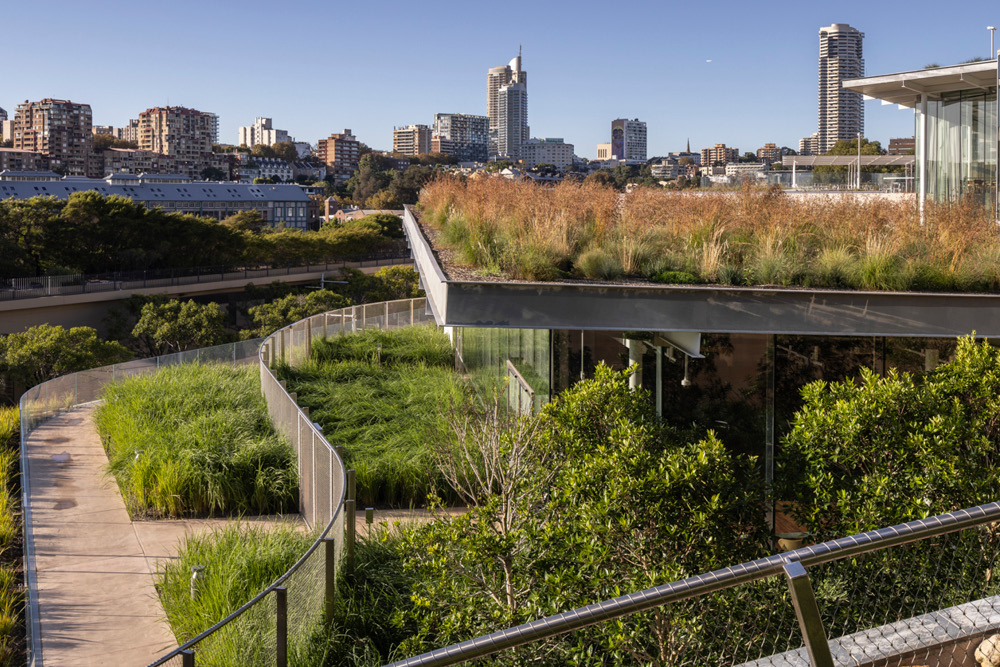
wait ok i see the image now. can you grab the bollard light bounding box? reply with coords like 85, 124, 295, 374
190, 564, 206, 600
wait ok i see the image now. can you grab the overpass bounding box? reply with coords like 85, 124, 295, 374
0, 253, 413, 334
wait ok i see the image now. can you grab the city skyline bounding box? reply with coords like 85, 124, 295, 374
2, 0, 998, 158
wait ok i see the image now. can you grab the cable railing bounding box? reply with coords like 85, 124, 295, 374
1, 249, 411, 302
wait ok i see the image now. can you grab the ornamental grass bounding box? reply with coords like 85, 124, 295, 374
96, 364, 297, 518
420, 177, 1000, 291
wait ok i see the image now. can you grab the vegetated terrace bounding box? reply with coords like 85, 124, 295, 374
419, 177, 998, 291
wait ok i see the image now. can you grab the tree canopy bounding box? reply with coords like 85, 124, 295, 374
0, 325, 130, 397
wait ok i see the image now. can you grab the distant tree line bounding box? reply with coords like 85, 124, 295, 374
0, 192, 406, 278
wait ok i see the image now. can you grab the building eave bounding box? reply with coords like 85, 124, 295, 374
844, 61, 998, 108
403, 205, 1000, 338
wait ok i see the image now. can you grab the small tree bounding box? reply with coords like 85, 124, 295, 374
0, 325, 130, 397
131, 300, 228, 356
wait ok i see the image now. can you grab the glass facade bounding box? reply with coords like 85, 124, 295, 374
455, 327, 551, 413
916, 89, 997, 207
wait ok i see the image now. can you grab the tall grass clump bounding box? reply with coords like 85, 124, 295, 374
96, 364, 297, 518
419, 177, 1000, 292
0, 408, 23, 667
282, 326, 465, 507
158, 522, 311, 665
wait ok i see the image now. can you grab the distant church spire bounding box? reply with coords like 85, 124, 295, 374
686, 138, 691, 153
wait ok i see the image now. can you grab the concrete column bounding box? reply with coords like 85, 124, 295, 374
655, 345, 663, 417
626, 339, 644, 391
919, 93, 929, 221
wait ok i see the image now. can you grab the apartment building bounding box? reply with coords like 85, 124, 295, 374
888, 137, 916, 155
756, 143, 781, 164
13, 99, 96, 177
700, 143, 739, 167
317, 129, 361, 182
0, 148, 49, 172
238, 117, 290, 148
818, 23, 865, 153
497, 82, 529, 160
519, 138, 574, 170
611, 118, 647, 163
102, 148, 235, 181
137, 107, 219, 161
431, 114, 488, 162
392, 124, 432, 156
116, 119, 140, 144
487, 49, 528, 157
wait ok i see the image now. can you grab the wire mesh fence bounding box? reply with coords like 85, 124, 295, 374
146, 298, 432, 666
17, 338, 264, 667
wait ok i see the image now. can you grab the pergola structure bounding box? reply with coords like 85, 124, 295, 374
780, 154, 915, 190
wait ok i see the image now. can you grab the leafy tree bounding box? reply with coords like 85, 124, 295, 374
0, 325, 130, 396
251, 144, 277, 159
484, 160, 513, 173
131, 299, 228, 356
220, 210, 267, 233
253, 177, 276, 185
200, 166, 227, 181
243, 289, 350, 338
400, 365, 768, 659
365, 189, 402, 210
272, 142, 299, 164
781, 336, 1000, 539
93, 135, 138, 151
333, 265, 421, 304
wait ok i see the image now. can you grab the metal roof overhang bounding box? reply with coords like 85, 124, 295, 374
843, 61, 998, 108
402, 206, 1000, 339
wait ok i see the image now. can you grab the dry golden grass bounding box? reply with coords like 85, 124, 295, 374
419, 177, 1000, 291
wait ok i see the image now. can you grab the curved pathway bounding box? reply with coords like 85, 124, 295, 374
25, 405, 299, 666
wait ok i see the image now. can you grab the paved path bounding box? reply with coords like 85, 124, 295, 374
25, 405, 300, 667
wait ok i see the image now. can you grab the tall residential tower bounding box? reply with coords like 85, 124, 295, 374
817, 23, 864, 153
487, 49, 528, 158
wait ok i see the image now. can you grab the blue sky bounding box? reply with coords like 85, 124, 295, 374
4, 0, 999, 158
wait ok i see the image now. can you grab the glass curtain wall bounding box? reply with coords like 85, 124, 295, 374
917, 89, 997, 207
455, 327, 551, 413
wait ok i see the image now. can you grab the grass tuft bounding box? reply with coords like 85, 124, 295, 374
283, 326, 464, 507
96, 365, 297, 518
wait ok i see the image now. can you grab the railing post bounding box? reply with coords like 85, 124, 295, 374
323, 537, 336, 626
275, 586, 287, 667
384, 301, 389, 329
306, 318, 312, 360
345, 469, 356, 577
410, 299, 414, 326
181, 649, 195, 667
783, 561, 834, 667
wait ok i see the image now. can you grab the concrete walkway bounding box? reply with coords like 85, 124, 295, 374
25, 405, 300, 667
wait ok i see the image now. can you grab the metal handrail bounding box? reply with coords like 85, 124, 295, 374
385, 502, 1000, 667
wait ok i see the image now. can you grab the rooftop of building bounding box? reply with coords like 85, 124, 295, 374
0, 173, 310, 202
843, 59, 997, 107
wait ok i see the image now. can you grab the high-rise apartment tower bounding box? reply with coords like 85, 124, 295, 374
487, 49, 528, 158
817, 23, 864, 153
611, 118, 647, 162
13, 98, 95, 176
393, 124, 432, 156
137, 107, 218, 161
